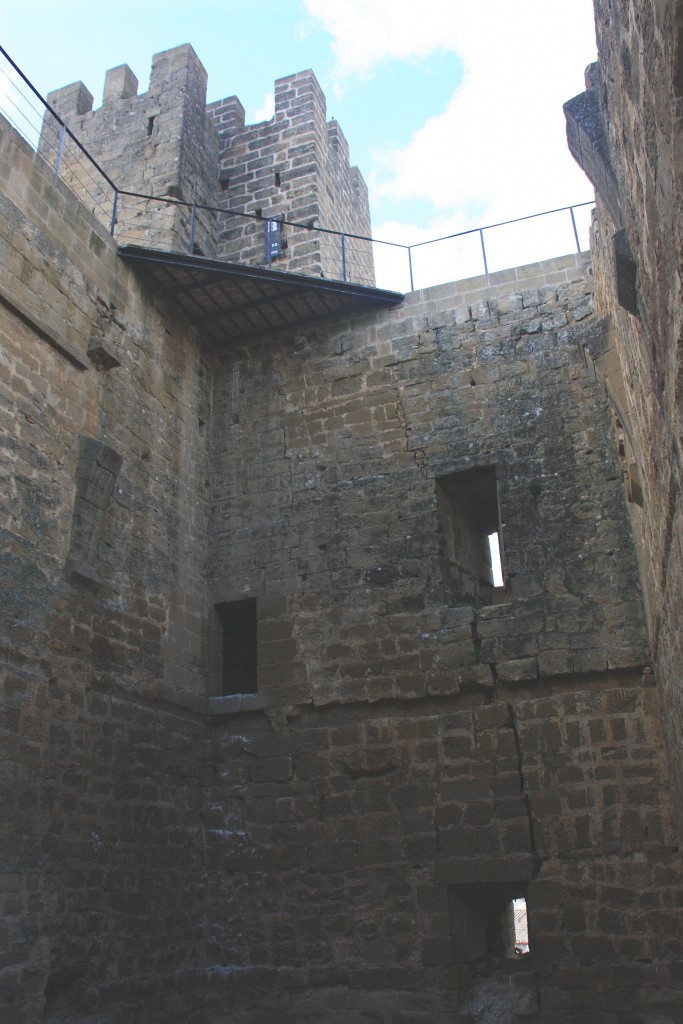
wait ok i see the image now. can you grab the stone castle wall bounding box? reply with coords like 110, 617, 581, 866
203, 685, 680, 1023
0, 114, 211, 1023
208, 256, 647, 711
3, 102, 683, 1022
201, 253, 682, 1020
566, 0, 683, 834
592, 0, 683, 835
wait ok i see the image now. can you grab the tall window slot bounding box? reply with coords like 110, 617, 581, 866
215, 599, 257, 695
507, 897, 529, 955
436, 465, 506, 605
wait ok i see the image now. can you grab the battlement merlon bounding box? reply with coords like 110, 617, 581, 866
149, 43, 208, 105
273, 68, 327, 121
47, 80, 94, 118
103, 65, 138, 103
328, 120, 350, 165
351, 165, 370, 209
47, 43, 208, 118
206, 95, 246, 137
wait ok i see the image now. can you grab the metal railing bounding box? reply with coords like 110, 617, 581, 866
0, 44, 594, 294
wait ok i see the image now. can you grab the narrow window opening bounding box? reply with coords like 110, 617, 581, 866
507, 897, 529, 956
436, 465, 506, 605
215, 599, 257, 695
274, 170, 281, 187
146, 115, 155, 137
448, 882, 529, 965
488, 532, 504, 587
220, 176, 230, 192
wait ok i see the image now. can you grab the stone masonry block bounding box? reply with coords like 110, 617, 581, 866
510, 972, 539, 1015
496, 658, 539, 683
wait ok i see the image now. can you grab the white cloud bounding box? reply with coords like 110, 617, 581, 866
371, 203, 594, 292
373, 2, 596, 216
304, 0, 463, 77
249, 91, 275, 124
305, 0, 598, 285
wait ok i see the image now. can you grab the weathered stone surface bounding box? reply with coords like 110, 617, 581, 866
1, 113, 212, 1023
41, 47, 373, 285
2, 9, 683, 1022
42, 44, 220, 258
567, 0, 683, 849
208, 70, 374, 283
510, 971, 538, 1015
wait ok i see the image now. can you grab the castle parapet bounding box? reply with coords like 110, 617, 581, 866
40, 46, 374, 283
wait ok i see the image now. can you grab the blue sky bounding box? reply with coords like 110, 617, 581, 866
2, 0, 598, 285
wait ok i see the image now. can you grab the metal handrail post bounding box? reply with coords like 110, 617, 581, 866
189, 204, 197, 254
479, 228, 490, 284
408, 247, 414, 292
110, 190, 118, 236
341, 233, 346, 282
55, 123, 66, 177
570, 206, 581, 253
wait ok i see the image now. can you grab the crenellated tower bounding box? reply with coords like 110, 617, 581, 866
41, 44, 219, 256
208, 69, 373, 283
40, 46, 374, 283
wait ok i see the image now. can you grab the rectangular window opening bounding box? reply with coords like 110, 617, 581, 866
508, 897, 529, 955
215, 599, 257, 695
436, 465, 507, 606
448, 882, 530, 965
488, 531, 504, 588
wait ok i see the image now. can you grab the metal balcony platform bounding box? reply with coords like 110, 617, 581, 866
118, 246, 404, 344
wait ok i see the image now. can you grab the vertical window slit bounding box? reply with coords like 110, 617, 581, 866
509, 897, 529, 955
215, 599, 257, 695
488, 531, 503, 587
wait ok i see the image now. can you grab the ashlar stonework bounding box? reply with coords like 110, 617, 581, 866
1, 2, 683, 1022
